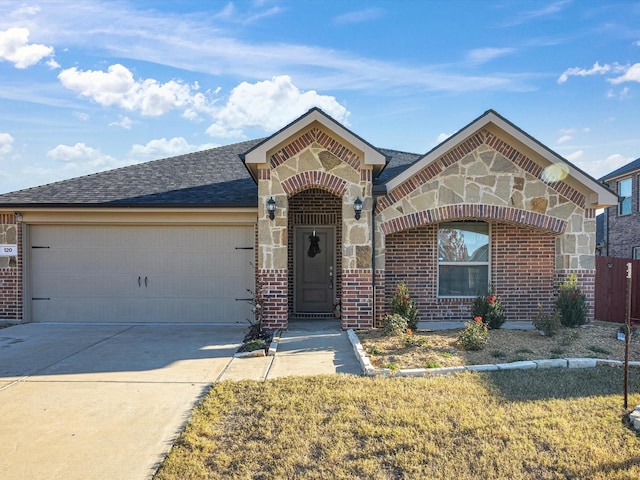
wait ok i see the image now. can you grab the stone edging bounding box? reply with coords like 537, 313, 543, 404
234, 329, 282, 358
347, 329, 640, 376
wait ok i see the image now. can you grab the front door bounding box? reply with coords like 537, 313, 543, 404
294, 226, 335, 313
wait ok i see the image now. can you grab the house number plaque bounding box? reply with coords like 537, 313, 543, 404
0, 244, 17, 256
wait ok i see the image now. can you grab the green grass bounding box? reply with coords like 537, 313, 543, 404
424, 360, 442, 369
155, 368, 640, 480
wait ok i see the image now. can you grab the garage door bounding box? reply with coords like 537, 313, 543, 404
29, 225, 255, 323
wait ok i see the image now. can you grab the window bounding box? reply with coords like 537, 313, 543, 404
633, 247, 640, 260
438, 222, 489, 297
619, 177, 632, 215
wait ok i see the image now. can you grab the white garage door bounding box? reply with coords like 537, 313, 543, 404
29, 225, 255, 323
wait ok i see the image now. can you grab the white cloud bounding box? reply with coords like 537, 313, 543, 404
73, 111, 90, 121
557, 61, 612, 84
575, 153, 633, 179
0, 27, 55, 69
206, 75, 349, 138
129, 137, 217, 158
0, 133, 14, 156
609, 63, 640, 84
333, 8, 385, 25
466, 48, 515, 64
556, 134, 572, 144
565, 150, 584, 162
46, 143, 122, 172
58, 64, 217, 117
109, 115, 134, 129
436, 133, 452, 144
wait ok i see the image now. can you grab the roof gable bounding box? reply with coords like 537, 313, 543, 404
600, 157, 640, 182
241, 107, 388, 180
384, 110, 617, 209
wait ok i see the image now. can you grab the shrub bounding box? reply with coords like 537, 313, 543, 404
471, 288, 505, 330
532, 304, 561, 337
390, 282, 419, 331
556, 274, 588, 327
383, 313, 408, 336
457, 317, 489, 351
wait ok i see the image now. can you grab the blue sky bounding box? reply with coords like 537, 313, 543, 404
1, 0, 639, 194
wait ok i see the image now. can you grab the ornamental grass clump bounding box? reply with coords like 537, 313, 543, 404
471, 288, 505, 330
457, 317, 489, 351
390, 282, 419, 331
556, 274, 589, 328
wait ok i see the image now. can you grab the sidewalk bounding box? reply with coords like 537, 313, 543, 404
218, 320, 361, 381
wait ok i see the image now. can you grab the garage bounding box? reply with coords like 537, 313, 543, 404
29, 225, 255, 323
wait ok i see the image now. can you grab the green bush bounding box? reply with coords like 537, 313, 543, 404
556, 274, 588, 328
532, 304, 561, 337
383, 313, 408, 336
471, 288, 505, 330
457, 318, 489, 351
390, 282, 419, 331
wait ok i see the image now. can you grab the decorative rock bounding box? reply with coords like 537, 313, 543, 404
566, 358, 597, 369
596, 359, 623, 367
234, 349, 266, 358
395, 368, 428, 377
496, 361, 537, 370
425, 366, 466, 375
466, 364, 499, 372
534, 359, 568, 369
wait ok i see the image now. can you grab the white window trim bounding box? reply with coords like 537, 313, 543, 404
437, 222, 491, 299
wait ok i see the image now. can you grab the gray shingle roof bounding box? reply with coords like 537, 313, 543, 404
600, 157, 640, 182
0, 139, 419, 208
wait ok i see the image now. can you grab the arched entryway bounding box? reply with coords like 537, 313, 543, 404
287, 188, 343, 320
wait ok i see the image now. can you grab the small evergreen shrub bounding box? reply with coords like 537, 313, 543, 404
556, 274, 589, 328
471, 288, 505, 330
457, 317, 489, 351
532, 304, 561, 337
383, 313, 408, 336
390, 282, 419, 331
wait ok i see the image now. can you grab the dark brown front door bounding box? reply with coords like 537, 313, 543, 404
295, 226, 335, 313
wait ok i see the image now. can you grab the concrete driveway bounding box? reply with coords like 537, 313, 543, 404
0, 323, 245, 480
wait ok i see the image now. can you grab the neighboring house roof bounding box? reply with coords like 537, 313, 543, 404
599, 157, 640, 182
0, 136, 418, 208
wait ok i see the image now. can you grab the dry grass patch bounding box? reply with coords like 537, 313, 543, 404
155, 370, 640, 480
358, 322, 640, 370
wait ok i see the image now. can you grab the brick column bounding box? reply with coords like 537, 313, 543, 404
258, 269, 288, 329
0, 214, 22, 321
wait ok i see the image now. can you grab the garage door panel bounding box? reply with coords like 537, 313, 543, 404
30, 225, 254, 323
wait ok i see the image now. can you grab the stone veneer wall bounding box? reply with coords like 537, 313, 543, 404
287, 189, 342, 318
377, 128, 597, 320
0, 214, 22, 321
257, 126, 374, 329
384, 224, 556, 321
604, 174, 640, 259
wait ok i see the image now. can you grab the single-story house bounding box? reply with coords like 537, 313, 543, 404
0, 108, 617, 329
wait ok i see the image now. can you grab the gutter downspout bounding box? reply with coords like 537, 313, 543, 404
371, 184, 387, 327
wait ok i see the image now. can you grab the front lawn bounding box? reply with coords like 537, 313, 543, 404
155, 369, 640, 480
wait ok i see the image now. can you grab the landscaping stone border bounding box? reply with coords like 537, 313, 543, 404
234, 329, 282, 358
347, 329, 640, 377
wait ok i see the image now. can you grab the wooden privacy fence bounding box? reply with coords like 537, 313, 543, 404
595, 256, 640, 323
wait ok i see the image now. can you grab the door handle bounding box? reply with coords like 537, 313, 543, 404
138, 276, 141, 287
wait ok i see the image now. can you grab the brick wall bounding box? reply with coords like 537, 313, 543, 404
257, 269, 288, 329
342, 269, 374, 329
0, 214, 22, 321
384, 223, 556, 322
287, 188, 342, 318
605, 174, 640, 258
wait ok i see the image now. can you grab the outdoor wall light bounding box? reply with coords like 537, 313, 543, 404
266, 196, 276, 220
353, 197, 363, 220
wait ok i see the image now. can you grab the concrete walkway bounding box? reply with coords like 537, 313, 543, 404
218, 319, 361, 381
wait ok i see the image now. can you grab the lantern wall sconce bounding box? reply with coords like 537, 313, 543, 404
266, 196, 276, 220
353, 197, 363, 220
